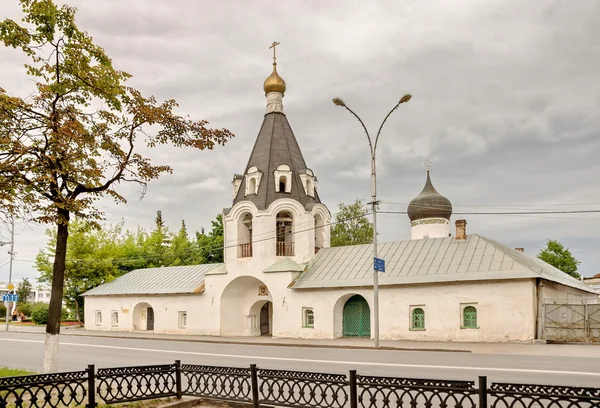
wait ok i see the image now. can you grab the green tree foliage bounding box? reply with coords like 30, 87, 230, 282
31, 303, 49, 325
17, 302, 33, 317
16, 278, 32, 304
36, 212, 225, 318
537, 240, 581, 279
0, 303, 6, 319
331, 200, 373, 247
0, 0, 232, 372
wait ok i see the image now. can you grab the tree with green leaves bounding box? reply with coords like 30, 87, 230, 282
537, 240, 581, 279
196, 213, 224, 263
1, 0, 232, 372
330, 199, 373, 247
16, 278, 32, 304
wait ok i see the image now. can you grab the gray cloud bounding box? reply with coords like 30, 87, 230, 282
1, 0, 599, 282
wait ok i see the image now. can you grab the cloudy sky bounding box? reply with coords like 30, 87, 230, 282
1, 0, 599, 284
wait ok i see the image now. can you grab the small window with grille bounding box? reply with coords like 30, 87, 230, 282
95, 310, 102, 325
410, 307, 425, 330
302, 308, 314, 328
111, 311, 118, 327
462, 304, 478, 329
178, 311, 187, 329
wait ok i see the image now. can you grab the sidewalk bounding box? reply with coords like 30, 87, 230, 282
8, 325, 600, 358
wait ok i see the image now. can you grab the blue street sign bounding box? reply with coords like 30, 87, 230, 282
2, 294, 18, 302
374, 257, 385, 272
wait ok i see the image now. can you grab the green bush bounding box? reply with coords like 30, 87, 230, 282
17, 302, 33, 317
31, 303, 49, 325
61, 307, 70, 320
0, 303, 5, 318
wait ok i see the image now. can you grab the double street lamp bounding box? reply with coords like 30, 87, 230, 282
332, 94, 412, 348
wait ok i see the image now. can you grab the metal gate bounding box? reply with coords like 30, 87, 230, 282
543, 299, 600, 342
343, 295, 371, 337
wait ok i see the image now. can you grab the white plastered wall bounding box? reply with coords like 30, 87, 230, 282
410, 218, 450, 240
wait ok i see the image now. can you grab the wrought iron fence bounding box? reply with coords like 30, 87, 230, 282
1, 361, 599, 408
96, 363, 177, 404
0, 370, 87, 408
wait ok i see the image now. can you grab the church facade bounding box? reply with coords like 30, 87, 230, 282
83, 51, 597, 342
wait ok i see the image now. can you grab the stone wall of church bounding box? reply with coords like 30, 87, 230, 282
276, 279, 538, 342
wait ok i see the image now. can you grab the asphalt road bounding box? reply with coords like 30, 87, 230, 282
1, 331, 599, 388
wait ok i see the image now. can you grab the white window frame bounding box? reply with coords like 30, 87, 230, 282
299, 169, 317, 197
111, 310, 119, 327
95, 310, 102, 326
178, 311, 188, 329
460, 302, 479, 329
302, 307, 314, 328
274, 164, 292, 193
244, 166, 263, 196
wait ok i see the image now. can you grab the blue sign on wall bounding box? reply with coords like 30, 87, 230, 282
2, 294, 18, 302
374, 257, 385, 272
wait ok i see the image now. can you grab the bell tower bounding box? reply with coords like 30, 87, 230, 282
223, 43, 331, 273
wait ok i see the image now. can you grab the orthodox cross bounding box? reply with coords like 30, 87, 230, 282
269, 41, 280, 64
425, 157, 432, 172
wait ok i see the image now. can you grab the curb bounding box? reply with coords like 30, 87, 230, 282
14, 328, 471, 353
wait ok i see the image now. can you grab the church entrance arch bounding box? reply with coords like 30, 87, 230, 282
220, 276, 273, 336
132, 302, 155, 331
342, 295, 371, 337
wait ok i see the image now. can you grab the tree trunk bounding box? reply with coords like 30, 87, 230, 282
43, 209, 70, 373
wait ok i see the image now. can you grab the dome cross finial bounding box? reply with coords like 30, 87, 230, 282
425, 157, 432, 173
269, 41, 280, 65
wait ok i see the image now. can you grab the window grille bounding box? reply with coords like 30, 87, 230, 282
179, 311, 187, 329
95, 311, 102, 325
412, 308, 425, 330
463, 306, 478, 328
303, 308, 314, 328
111, 311, 118, 327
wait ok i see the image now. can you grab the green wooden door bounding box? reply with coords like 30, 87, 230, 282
343, 295, 371, 337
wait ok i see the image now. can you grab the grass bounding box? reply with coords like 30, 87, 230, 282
0, 367, 35, 378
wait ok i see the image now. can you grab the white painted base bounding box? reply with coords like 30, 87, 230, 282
43, 333, 60, 373
410, 218, 450, 239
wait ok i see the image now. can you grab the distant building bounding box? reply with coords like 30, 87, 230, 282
83, 48, 597, 342
0, 281, 51, 304
583, 274, 600, 293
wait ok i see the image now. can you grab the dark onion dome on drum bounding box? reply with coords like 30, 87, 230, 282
407, 170, 453, 222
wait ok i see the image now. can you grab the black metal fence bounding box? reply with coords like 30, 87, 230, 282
1, 361, 599, 408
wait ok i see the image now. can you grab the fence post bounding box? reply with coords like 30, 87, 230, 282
349, 370, 358, 408
478, 376, 487, 408
175, 360, 182, 399
86, 364, 96, 408
250, 364, 259, 408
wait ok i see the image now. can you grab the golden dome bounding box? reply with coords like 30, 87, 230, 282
263, 63, 286, 95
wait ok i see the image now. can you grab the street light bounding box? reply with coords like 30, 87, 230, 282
332, 94, 412, 348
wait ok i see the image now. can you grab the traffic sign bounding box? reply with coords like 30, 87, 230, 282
374, 257, 385, 272
6, 283, 14, 291
2, 294, 18, 302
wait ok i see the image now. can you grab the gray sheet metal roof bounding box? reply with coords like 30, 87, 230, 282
232, 112, 321, 210
291, 234, 595, 293
82, 264, 223, 296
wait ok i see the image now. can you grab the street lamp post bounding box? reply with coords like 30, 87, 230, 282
332, 94, 412, 348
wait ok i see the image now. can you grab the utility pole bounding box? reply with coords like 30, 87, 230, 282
2, 218, 15, 332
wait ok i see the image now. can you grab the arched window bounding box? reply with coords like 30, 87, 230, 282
303, 308, 314, 328
463, 306, 478, 328
276, 211, 294, 256
306, 179, 313, 197
238, 213, 253, 258
411, 308, 425, 330
248, 178, 256, 195
314, 214, 324, 250
279, 176, 287, 193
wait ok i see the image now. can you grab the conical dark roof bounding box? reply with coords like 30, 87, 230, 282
407, 171, 452, 221
233, 112, 321, 210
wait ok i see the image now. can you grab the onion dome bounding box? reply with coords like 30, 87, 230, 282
263, 63, 286, 95
407, 170, 453, 222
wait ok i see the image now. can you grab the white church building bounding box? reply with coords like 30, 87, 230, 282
83, 52, 597, 342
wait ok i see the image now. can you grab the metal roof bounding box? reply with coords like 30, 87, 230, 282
82, 264, 223, 296
291, 234, 595, 293
231, 112, 321, 210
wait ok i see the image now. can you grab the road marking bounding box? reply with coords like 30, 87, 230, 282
0, 337, 598, 377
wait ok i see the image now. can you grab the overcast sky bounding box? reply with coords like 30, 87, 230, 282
1, 0, 599, 284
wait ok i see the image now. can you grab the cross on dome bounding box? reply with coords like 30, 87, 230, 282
425, 157, 432, 173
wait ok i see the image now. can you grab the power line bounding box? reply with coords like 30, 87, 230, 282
379, 210, 600, 215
